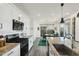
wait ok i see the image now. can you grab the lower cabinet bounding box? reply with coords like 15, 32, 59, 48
28, 36, 33, 51
49, 45, 54, 56
49, 51, 54, 56
3, 44, 20, 56
65, 38, 72, 49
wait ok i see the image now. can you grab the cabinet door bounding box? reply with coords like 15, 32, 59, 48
49, 52, 53, 56
65, 38, 72, 49
28, 38, 32, 50
12, 44, 20, 56
49, 45, 54, 56
28, 38, 31, 50
3, 44, 20, 56
3, 50, 15, 56
75, 18, 79, 41
28, 36, 33, 51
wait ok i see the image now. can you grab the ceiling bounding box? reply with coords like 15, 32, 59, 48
14, 3, 79, 24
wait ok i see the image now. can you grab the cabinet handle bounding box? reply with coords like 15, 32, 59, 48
7, 51, 14, 56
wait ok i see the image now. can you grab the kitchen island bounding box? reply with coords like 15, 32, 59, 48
0, 43, 20, 56
47, 37, 79, 56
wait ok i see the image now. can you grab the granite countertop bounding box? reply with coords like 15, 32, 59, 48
0, 43, 20, 56
47, 37, 61, 44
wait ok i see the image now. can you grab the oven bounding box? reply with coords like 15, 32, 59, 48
6, 34, 28, 56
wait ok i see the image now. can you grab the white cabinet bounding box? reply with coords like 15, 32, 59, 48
12, 44, 20, 56
65, 38, 72, 49
3, 44, 20, 56
75, 18, 79, 41
49, 48, 54, 56
49, 45, 54, 56
28, 36, 33, 51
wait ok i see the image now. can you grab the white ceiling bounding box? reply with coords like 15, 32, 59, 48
14, 3, 79, 23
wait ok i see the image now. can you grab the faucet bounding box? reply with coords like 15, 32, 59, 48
64, 34, 72, 39
64, 33, 74, 49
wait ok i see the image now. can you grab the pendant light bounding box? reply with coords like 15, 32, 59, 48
60, 3, 65, 23
60, 3, 65, 37
60, 3, 65, 28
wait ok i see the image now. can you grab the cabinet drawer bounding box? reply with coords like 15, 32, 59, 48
3, 49, 15, 56
3, 44, 20, 56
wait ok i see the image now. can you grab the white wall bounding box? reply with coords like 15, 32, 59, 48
0, 3, 31, 35
33, 20, 40, 40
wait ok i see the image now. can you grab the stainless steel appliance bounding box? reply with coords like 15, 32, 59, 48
6, 34, 28, 56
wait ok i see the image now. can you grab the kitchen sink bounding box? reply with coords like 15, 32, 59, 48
53, 44, 79, 56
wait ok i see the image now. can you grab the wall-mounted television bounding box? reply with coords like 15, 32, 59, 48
13, 19, 24, 30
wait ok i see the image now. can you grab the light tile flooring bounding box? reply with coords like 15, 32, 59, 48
28, 38, 48, 56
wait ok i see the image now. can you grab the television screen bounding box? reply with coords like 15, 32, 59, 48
13, 19, 24, 30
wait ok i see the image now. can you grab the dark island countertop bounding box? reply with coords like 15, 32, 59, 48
47, 37, 79, 56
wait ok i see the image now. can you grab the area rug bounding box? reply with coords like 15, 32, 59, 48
38, 38, 47, 46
